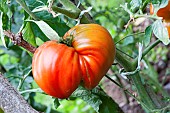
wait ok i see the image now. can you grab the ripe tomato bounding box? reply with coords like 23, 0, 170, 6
155, 1, 170, 38
157, 1, 170, 21
32, 24, 115, 98
163, 21, 170, 37
32, 41, 82, 99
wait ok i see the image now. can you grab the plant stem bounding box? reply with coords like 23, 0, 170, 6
129, 72, 156, 109
115, 50, 156, 110
105, 75, 123, 88
20, 88, 43, 94
56, 0, 91, 23
134, 14, 162, 20
17, 70, 32, 90
115, 50, 134, 71
140, 0, 151, 12
52, 6, 80, 19
116, 48, 134, 59
115, 32, 144, 44
58, 0, 80, 12
16, 0, 39, 20
134, 39, 161, 66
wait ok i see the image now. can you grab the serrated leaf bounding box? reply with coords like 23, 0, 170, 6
144, 25, 153, 46
71, 86, 102, 112
123, 35, 134, 46
152, 20, 170, 45
99, 95, 123, 113
22, 22, 36, 47
54, 98, 60, 109
71, 86, 123, 113
0, 0, 8, 13
27, 20, 60, 41
0, 12, 7, 48
130, 0, 142, 11
159, 0, 169, 8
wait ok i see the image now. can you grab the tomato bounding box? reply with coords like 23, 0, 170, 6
155, 1, 170, 37
163, 21, 170, 37
32, 24, 115, 99
32, 41, 82, 99
157, 1, 170, 21
150, 3, 154, 15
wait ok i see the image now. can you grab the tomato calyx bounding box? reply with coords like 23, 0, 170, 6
59, 35, 74, 47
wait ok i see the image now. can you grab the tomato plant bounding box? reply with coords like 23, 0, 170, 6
1, 0, 170, 112
32, 24, 116, 99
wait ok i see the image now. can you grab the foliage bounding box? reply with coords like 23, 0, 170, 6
0, 0, 170, 113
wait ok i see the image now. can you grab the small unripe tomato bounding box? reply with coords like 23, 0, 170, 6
32, 24, 116, 99
150, 3, 154, 15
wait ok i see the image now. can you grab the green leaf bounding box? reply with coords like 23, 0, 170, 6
71, 86, 123, 113
159, 0, 169, 8
0, 0, 8, 13
27, 20, 60, 41
0, 108, 4, 113
152, 20, 170, 45
54, 98, 60, 109
71, 86, 102, 112
130, 0, 142, 11
144, 25, 153, 46
0, 12, 7, 48
22, 22, 36, 47
99, 95, 123, 113
24, 0, 70, 39
123, 35, 134, 46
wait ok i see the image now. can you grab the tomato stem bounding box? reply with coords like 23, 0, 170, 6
52, 0, 93, 24
133, 39, 161, 67
115, 50, 157, 110
59, 35, 74, 47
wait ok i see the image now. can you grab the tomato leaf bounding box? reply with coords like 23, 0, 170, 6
71, 86, 123, 113
25, 0, 70, 37
159, 0, 169, 8
27, 20, 60, 41
99, 95, 123, 113
130, 0, 142, 11
152, 20, 170, 45
71, 86, 102, 112
0, 12, 7, 48
144, 25, 153, 46
54, 98, 60, 109
22, 22, 36, 47
122, 35, 134, 46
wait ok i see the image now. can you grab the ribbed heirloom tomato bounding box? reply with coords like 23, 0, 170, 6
32, 24, 116, 99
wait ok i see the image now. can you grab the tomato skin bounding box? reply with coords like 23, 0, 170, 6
32, 24, 115, 98
156, 1, 170, 38
164, 21, 170, 37
157, 0, 170, 21
64, 24, 115, 89
32, 41, 82, 99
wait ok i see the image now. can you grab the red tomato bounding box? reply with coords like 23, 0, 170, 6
156, 1, 170, 37
32, 41, 82, 99
32, 24, 116, 99
163, 21, 170, 37
157, 0, 170, 21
